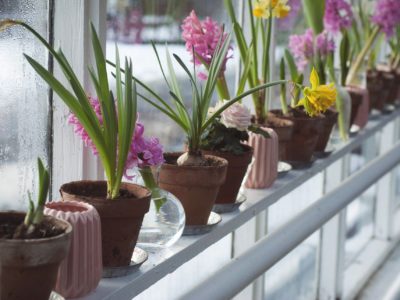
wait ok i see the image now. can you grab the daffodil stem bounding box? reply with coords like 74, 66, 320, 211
336, 91, 348, 141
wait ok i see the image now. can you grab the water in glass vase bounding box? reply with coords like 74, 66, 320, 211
138, 188, 185, 248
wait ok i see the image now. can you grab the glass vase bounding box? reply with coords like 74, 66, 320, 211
133, 167, 185, 248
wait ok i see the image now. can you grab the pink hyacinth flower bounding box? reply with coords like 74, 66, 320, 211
323, 0, 354, 34
372, 0, 400, 38
68, 98, 164, 180
181, 10, 232, 79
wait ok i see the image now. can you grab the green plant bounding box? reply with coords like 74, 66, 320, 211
201, 119, 250, 155
283, 49, 304, 108
24, 158, 49, 230
0, 19, 137, 199
224, 0, 289, 124
108, 35, 286, 166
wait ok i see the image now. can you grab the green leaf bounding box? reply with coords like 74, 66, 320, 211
284, 50, 299, 80
340, 32, 350, 86
236, 44, 254, 96
302, 0, 325, 34
204, 80, 287, 131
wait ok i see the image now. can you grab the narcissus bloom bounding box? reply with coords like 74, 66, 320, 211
298, 68, 337, 117
253, 0, 291, 19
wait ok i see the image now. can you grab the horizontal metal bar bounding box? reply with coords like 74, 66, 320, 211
181, 142, 400, 300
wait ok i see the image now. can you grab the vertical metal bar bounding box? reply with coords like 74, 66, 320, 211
253, 210, 268, 300
233, 2, 267, 299
318, 159, 346, 300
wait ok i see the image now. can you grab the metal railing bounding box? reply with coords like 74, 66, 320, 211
181, 142, 400, 300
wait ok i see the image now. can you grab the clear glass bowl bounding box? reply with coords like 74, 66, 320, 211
138, 188, 185, 248
128, 167, 186, 248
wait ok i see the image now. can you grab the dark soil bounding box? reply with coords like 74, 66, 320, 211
164, 152, 226, 167
283, 107, 325, 119
60, 181, 135, 199
0, 219, 64, 240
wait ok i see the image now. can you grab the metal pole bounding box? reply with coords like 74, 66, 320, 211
180, 143, 400, 300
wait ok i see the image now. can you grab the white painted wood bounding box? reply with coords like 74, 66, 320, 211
52, 0, 106, 196
76, 110, 400, 300
181, 143, 400, 300
232, 218, 257, 300
375, 121, 398, 240
318, 160, 347, 300
343, 237, 400, 300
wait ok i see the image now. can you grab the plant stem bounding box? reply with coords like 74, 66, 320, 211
336, 89, 348, 141
139, 166, 166, 213
216, 75, 231, 100
346, 26, 380, 85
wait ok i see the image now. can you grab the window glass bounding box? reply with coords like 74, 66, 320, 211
345, 136, 378, 265
106, 0, 237, 151
0, 0, 50, 210
265, 174, 324, 299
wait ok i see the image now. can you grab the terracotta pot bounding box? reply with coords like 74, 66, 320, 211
380, 69, 397, 104
396, 69, 400, 101
315, 109, 338, 152
44, 201, 102, 298
202, 145, 253, 204
346, 85, 369, 129
245, 127, 278, 189
60, 181, 151, 268
278, 109, 325, 163
367, 70, 384, 111
346, 86, 364, 127
267, 111, 295, 160
0, 212, 72, 300
158, 153, 227, 225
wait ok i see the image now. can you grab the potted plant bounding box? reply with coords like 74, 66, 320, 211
201, 101, 255, 205
180, 10, 267, 205
224, 0, 294, 188
346, 0, 400, 113
113, 32, 287, 225
283, 25, 337, 162
272, 65, 337, 164
0, 159, 72, 300
1, 20, 152, 268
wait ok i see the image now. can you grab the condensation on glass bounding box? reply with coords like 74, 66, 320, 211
0, 0, 50, 210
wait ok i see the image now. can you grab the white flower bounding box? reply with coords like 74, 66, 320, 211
217, 100, 251, 131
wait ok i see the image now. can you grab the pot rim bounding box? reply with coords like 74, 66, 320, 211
252, 113, 295, 128
162, 152, 228, 170
45, 200, 96, 216
0, 211, 72, 244
269, 109, 325, 122
60, 180, 151, 202
201, 144, 254, 156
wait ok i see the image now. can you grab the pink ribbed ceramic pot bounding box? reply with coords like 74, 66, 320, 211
245, 127, 278, 189
44, 201, 102, 298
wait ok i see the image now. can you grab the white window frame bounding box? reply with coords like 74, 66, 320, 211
50, 2, 400, 300
51, 0, 106, 196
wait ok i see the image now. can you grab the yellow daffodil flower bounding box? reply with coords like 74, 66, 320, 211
253, 0, 290, 19
298, 68, 337, 117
